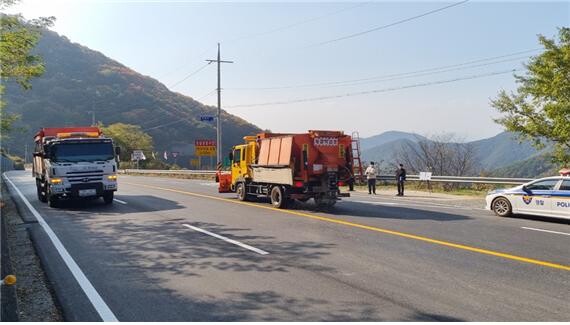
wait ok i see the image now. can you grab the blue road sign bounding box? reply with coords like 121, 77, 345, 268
200, 116, 214, 122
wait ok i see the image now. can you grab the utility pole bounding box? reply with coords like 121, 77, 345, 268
206, 43, 233, 170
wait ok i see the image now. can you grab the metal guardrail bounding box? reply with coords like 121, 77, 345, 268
376, 174, 534, 185
122, 169, 535, 185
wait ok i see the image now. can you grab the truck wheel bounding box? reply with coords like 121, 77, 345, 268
37, 180, 47, 203
270, 186, 288, 209
103, 191, 114, 205
236, 183, 248, 201
47, 191, 59, 208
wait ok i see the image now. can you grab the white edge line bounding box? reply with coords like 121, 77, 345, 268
182, 224, 269, 255
113, 198, 127, 204
3, 173, 119, 322
521, 227, 570, 236
351, 199, 479, 211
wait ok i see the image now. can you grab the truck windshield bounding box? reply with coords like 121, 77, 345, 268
51, 142, 114, 162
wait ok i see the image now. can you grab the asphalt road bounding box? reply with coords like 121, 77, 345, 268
4, 171, 570, 321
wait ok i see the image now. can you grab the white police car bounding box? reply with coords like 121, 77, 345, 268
486, 176, 570, 219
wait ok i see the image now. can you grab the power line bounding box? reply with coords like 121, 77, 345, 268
159, 3, 369, 87
225, 69, 518, 109
226, 48, 538, 91
143, 118, 187, 131
169, 62, 212, 89
228, 2, 371, 43
194, 89, 217, 102
311, 0, 470, 47
157, 46, 216, 80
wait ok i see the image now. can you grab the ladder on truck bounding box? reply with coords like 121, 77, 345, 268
351, 131, 365, 185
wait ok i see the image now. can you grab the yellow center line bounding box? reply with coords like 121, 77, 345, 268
124, 181, 570, 272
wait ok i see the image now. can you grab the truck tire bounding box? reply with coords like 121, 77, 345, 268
103, 191, 114, 205
37, 180, 47, 203
270, 186, 288, 209
47, 190, 59, 208
236, 182, 248, 201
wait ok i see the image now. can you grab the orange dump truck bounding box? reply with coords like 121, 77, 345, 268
217, 130, 353, 208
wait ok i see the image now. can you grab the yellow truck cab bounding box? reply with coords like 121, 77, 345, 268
229, 136, 257, 188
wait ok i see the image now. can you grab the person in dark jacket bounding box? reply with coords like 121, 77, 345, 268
396, 164, 406, 196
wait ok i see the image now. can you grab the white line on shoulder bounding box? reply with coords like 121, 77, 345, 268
3, 173, 118, 322
521, 227, 570, 236
182, 223, 269, 255
113, 198, 127, 204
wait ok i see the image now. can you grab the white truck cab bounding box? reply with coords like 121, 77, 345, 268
33, 127, 120, 207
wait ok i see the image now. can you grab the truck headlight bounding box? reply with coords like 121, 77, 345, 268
107, 175, 118, 181
50, 178, 63, 184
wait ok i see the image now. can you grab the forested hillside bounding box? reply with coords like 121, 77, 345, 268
2, 29, 260, 167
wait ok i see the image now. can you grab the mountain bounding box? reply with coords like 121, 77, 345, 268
470, 132, 539, 170
2, 29, 260, 167
490, 153, 557, 178
360, 131, 543, 175
360, 138, 417, 172
360, 131, 425, 150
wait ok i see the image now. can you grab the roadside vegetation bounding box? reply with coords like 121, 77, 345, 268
491, 27, 570, 167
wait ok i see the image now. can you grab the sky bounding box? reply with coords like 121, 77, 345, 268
5, 0, 569, 140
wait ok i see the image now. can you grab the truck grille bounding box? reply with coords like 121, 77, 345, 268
66, 170, 104, 183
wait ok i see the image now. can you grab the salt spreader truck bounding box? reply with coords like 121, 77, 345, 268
33, 127, 120, 207
217, 130, 353, 208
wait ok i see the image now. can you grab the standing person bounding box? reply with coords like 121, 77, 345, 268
396, 164, 406, 196
365, 162, 377, 195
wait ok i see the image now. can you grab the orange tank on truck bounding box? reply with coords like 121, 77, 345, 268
33, 126, 121, 207
217, 130, 353, 209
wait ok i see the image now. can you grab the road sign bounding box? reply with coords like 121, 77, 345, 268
195, 139, 216, 147
195, 139, 216, 157
419, 172, 432, 181
200, 116, 215, 122
195, 146, 216, 156
131, 150, 146, 161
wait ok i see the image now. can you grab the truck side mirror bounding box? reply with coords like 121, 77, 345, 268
115, 146, 121, 156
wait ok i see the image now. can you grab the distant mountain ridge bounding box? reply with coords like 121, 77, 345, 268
3, 29, 261, 167
360, 131, 543, 175
360, 131, 426, 150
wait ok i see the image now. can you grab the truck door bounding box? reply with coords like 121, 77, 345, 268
231, 147, 244, 184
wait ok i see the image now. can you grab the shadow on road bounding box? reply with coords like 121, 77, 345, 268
51, 195, 185, 214
287, 199, 471, 222
507, 214, 570, 225
70, 218, 466, 321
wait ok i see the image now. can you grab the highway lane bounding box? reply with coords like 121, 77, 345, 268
4, 171, 570, 321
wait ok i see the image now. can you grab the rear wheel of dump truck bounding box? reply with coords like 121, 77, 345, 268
236, 182, 248, 201
270, 186, 288, 209
103, 191, 114, 204
36, 180, 47, 203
